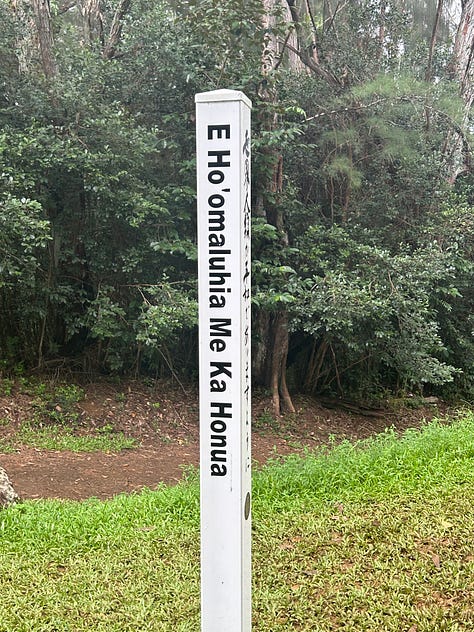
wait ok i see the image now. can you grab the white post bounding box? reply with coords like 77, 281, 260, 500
196, 89, 252, 632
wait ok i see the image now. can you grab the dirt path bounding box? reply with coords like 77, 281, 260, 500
1, 446, 198, 501
0, 379, 441, 501
0, 435, 305, 501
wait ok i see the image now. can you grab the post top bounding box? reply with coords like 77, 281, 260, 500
195, 89, 252, 109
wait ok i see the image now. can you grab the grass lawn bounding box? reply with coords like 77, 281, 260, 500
1, 411, 474, 631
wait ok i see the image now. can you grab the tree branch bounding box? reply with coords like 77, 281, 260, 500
58, 0, 76, 14
324, 0, 351, 36
305, 0, 318, 34
285, 41, 341, 86
103, 0, 132, 60
426, 0, 443, 82
285, 0, 341, 86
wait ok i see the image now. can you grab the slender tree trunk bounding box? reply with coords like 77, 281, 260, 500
443, 0, 474, 182
271, 311, 294, 413
103, 0, 132, 59
425, 0, 444, 130
255, 0, 296, 416
252, 309, 270, 385
304, 337, 329, 393
426, 0, 443, 82
377, 0, 387, 60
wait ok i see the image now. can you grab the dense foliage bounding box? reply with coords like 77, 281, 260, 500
0, 0, 472, 403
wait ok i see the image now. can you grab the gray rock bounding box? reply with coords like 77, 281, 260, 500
0, 466, 19, 508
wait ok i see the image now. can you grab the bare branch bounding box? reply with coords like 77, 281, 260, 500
284, 0, 340, 85
304, 98, 388, 122
324, 0, 351, 37
304, 0, 318, 32
284, 41, 341, 86
103, 0, 132, 60
274, 31, 293, 72
58, 0, 76, 14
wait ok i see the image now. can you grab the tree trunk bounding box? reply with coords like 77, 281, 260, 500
103, 0, 132, 60
32, 0, 56, 79
254, 0, 296, 417
426, 0, 443, 82
443, 0, 474, 182
252, 308, 270, 385
424, 0, 444, 131
9, 1, 34, 73
80, 0, 104, 47
269, 311, 294, 414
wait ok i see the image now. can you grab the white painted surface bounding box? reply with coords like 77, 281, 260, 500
196, 89, 252, 632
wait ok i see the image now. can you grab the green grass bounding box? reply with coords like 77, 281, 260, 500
0, 439, 16, 453
1, 412, 474, 631
1, 423, 137, 453
254, 409, 474, 509
0, 377, 138, 453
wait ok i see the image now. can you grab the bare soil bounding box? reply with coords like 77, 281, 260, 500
0, 379, 444, 501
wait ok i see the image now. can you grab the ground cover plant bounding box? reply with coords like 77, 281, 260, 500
1, 411, 474, 631
8, 423, 137, 453
0, 378, 138, 453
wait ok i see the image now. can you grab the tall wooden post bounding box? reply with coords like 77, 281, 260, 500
196, 89, 252, 632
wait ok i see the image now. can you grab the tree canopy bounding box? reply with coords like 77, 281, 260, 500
0, 0, 473, 409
